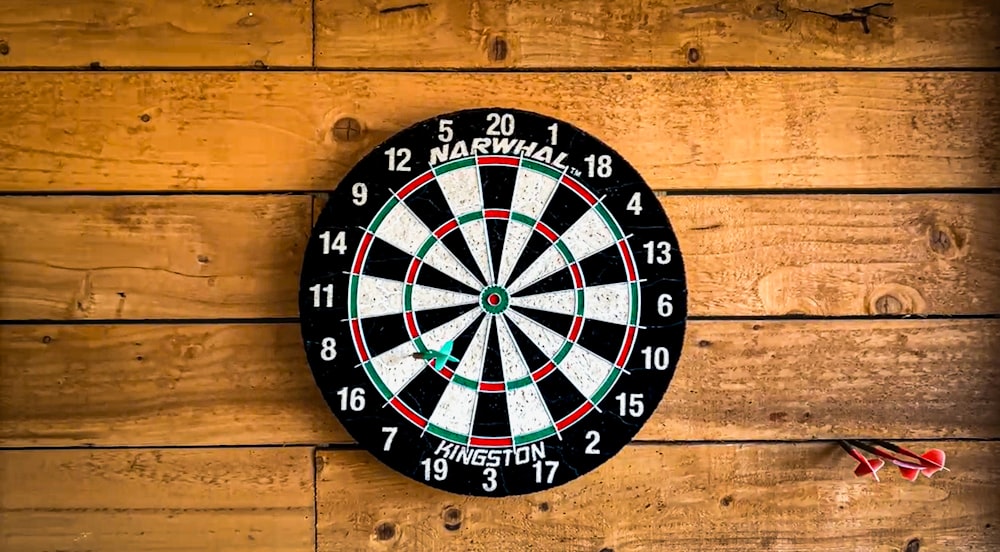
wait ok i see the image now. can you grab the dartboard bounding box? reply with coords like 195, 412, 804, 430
299, 107, 687, 496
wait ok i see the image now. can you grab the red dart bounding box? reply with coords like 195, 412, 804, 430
868, 439, 947, 475
839, 441, 884, 481
847, 440, 925, 473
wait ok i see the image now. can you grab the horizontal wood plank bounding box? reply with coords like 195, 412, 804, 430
0, 72, 996, 192
1, 194, 996, 320
0, 0, 311, 67
316, 0, 1000, 69
316, 442, 1000, 551
0, 447, 314, 552
2, 320, 996, 447
0, 195, 312, 320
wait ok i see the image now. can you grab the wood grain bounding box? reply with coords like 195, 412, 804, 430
1, 194, 997, 321
0, 195, 312, 320
316, 442, 1000, 551
0, 72, 996, 192
2, 320, 996, 447
0, 0, 311, 68
316, 0, 1000, 69
0, 447, 314, 552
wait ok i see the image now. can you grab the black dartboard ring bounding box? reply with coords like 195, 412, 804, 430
299, 107, 687, 496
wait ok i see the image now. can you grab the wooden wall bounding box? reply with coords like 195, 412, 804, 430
1, 1, 998, 550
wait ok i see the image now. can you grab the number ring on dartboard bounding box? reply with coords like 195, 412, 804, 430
299, 107, 687, 497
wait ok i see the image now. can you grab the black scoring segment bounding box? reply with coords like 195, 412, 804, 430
573, 317, 629, 364
513, 266, 574, 297
576, 244, 629, 286
394, 364, 452, 419
479, 165, 517, 210
533, 366, 588, 423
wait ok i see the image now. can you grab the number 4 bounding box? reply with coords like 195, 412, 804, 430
627, 192, 642, 215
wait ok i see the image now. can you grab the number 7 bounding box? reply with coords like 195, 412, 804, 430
381, 427, 397, 451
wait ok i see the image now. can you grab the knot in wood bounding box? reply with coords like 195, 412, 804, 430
442, 506, 462, 530
599, 548, 615, 552
140, 114, 151, 123
687, 47, 701, 64
720, 495, 734, 507
905, 538, 921, 552
538, 501, 550, 512
332, 117, 363, 142
0, 41, 9, 56
374, 522, 396, 541
874, 294, 903, 315
928, 225, 958, 256
42, 335, 52, 344
488, 36, 508, 62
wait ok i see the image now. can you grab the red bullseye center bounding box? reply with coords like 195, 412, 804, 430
487, 293, 501, 306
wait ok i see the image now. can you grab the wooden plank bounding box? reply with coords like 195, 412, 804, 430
315, 0, 1000, 68
0, 72, 996, 192
2, 194, 997, 320
2, 320, 996, 447
316, 442, 1000, 551
0, 195, 312, 320
0, 447, 314, 552
0, 0, 311, 67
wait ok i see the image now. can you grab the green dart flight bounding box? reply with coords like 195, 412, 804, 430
412, 340, 460, 368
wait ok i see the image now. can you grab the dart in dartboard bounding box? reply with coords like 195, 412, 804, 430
299, 108, 687, 496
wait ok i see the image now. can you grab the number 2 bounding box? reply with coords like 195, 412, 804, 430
584, 430, 600, 455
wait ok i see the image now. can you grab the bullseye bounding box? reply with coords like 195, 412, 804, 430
479, 285, 510, 315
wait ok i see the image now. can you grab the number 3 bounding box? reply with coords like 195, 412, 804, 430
483, 467, 498, 492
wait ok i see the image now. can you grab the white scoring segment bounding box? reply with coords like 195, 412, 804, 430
497, 167, 559, 286
509, 289, 576, 318
354, 276, 404, 318
496, 316, 552, 436
373, 201, 482, 291
356, 276, 478, 318
558, 207, 618, 261
435, 166, 494, 284
507, 204, 619, 295
409, 282, 479, 312
505, 311, 613, 399
505, 309, 563, 358
505, 246, 568, 296
426, 317, 492, 436
555, 342, 614, 399
582, 282, 633, 326
369, 307, 481, 396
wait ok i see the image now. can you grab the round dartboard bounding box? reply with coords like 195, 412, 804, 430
299, 107, 687, 496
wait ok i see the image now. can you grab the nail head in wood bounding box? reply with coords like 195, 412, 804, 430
333, 117, 363, 142
374, 522, 396, 540
443, 506, 462, 531
489, 36, 509, 62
